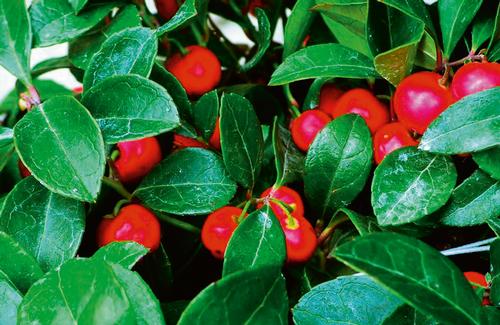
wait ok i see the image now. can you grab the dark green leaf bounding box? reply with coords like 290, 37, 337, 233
283, 0, 316, 58
0, 177, 85, 272
83, 27, 158, 90
491, 240, 500, 305
193, 90, 218, 141
0, 231, 43, 293
30, 0, 114, 47
334, 232, 483, 325
472, 15, 494, 52
379, 0, 436, 38
302, 78, 329, 110
92, 241, 148, 269
157, 0, 197, 36
178, 267, 288, 325
135, 148, 237, 215
273, 119, 305, 187
419, 87, 500, 154
439, 170, 500, 226
487, 218, 500, 237
489, 41, 500, 62
242, 9, 271, 71
223, 206, 286, 276
382, 304, 439, 325
270, 44, 378, 85
14, 96, 106, 202
0, 0, 32, 85
439, 0, 483, 57
220, 93, 264, 188
68, 0, 87, 13
473, 147, 500, 180
332, 208, 380, 236
293, 275, 403, 325
82, 74, 180, 143
31, 56, 72, 77
374, 41, 422, 86
305, 114, 372, 218
487, 4, 500, 52
0, 127, 14, 173
0, 270, 22, 325
372, 147, 457, 226
415, 31, 438, 69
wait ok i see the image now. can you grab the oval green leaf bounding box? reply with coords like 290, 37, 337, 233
272, 119, 305, 187
193, 90, 219, 141
242, 9, 271, 71
0, 270, 22, 325
0, 127, 14, 173
156, 0, 197, 36
283, 0, 316, 58
92, 241, 148, 270
473, 147, 500, 180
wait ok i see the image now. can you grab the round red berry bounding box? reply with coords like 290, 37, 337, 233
318, 83, 344, 117
290, 109, 331, 151
279, 214, 317, 263
451, 62, 500, 100
114, 137, 162, 183
155, 0, 179, 21
373, 122, 418, 164
173, 134, 207, 150
258, 186, 305, 219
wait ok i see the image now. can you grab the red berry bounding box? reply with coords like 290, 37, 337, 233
165, 45, 221, 97
173, 134, 207, 150
18, 160, 31, 178
201, 206, 245, 259
393, 72, 455, 134
72, 86, 83, 95
114, 137, 162, 183
373, 122, 418, 164
279, 214, 317, 263
243, 0, 267, 16
209, 119, 221, 150
318, 83, 344, 117
155, 0, 179, 21
258, 186, 305, 219
290, 109, 331, 151
330, 88, 389, 133
451, 62, 500, 100
464, 271, 490, 305
97, 204, 161, 252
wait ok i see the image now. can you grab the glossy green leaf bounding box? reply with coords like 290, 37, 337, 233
334, 232, 483, 325
0, 177, 85, 272
223, 206, 286, 277
30, 0, 114, 47
83, 27, 158, 90
242, 9, 271, 71
489, 41, 500, 62
419, 87, 500, 154
303, 78, 329, 110
270, 44, 378, 85
273, 119, 305, 187
0, 0, 32, 86
473, 147, 500, 180
18, 259, 135, 324
305, 114, 372, 218
92, 241, 148, 269
379, 0, 436, 38
487, 4, 500, 52
439, 0, 483, 57
332, 208, 380, 236
293, 275, 403, 325
31, 56, 72, 77
0, 270, 22, 325
382, 304, 439, 325
135, 148, 237, 215
0, 232, 43, 293
193, 90, 218, 141
82, 74, 180, 143
438, 170, 499, 226
157, 0, 197, 36
68, 0, 87, 13
472, 15, 494, 52
220, 93, 264, 188
283, 0, 316, 58
374, 41, 421, 86
0, 127, 14, 173
372, 147, 457, 226
14, 96, 106, 202
415, 31, 437, 69
491, 240, 500, 305
178, 267, 288, 325
487, 218, 500, 237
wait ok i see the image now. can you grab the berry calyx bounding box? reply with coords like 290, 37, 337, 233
18, 160, 31, 178
330, 88, 389, 133
373, 122, 418, 164
97, 204, 161, 251
173, 134, 207, 150
114, 137, 162, 184
209, 119, 221, 150
155, 0, 179, 21
393, 72, 455, 134
165, 45, 222, 97
279, 214, 317, 263
318, 83, 343, 117
451, 62, 500, 100
258, 186, 305, 219
201, 206, 245, 259
290, 109, 331, 151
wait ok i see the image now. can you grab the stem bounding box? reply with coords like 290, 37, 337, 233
169, 38, 189, 55
101, 176, 133, 200
159, 214, 201, 234
284, 85, 301, 118
318, 215, 349, 246
190, 24, 206, 46
113, 199, 130, 216
445, 52, 484, 67
238, 200, 252, 223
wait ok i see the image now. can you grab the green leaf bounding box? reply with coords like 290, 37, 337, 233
82, 75, 180, 143
439, 0, 483, 58
334, 232, 483, 325
270, 44, 378, 85
178, 267, 288, 325
83, 27, 158, 90
372, 147, 457, 226
419, 87, 500, 154
473, 147, 500, 180
68, 0, 87, 13
135, 148, 237, 215
31, 56, 72, 77
0, 231, 43, 293
223, 206, 286, 277
0, 270, 22, 325
14, 96, 106, 202
18, 259, 135, 324
220, 93, 264, 189
332, 208, 380, 236
69, 5, 141, 70
92, 241, 148, 269
302, 78, 329, 110
162, 301, 190, 325
305, 114, 372, 218
472, 15, 494, 52
283, 0, 316, 58
415, 31, 438, 69
382, 304, 439, 325
0, 0, 32, 86
0, 127, 14, 173
242, 9, 271, 71
293, 275, 403, 325
379, 0, 436, 38
374, 41, 421, 86
438, 170, 500, 226
488, 4, 500, 52
489, 41, 500, 62
0, 177, 85, 272
193, 90, 219, 141
487, 218, 500, 237
157, 0, 197, 36
491, 240, 500, 305
272, 119, 305, 187
30, 0, 114, 47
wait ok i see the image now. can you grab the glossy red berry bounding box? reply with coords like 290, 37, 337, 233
18, 160, 31, 178
209, 119, 221, 150
464, 271, 490, 305
290, 109, 331, 151
173, 134, 207, 150
97, 204, 161, 251
258, 186, 305, 219
279, 214, 317, 263
373, 122, 418, 164
393, 72, 455, 134
451, 62, 500, 100
201, 206, 245, 259
114, 137, 162, 183
165, 45, 222, 97
330, 88, 389, 133
155, 0, 179, 21
318, 83, 344, 117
